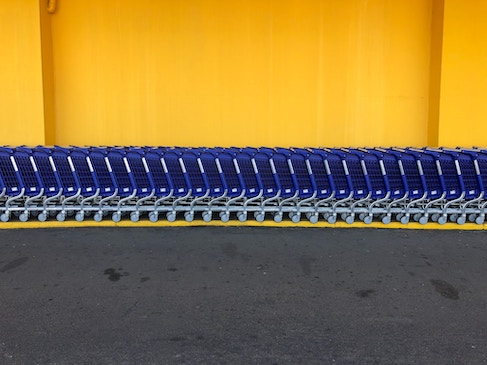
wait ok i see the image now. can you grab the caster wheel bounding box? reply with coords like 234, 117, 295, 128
327, 216, 337, 224
345, 216, 354, 224
202, 212, 212, 222
112, 212, 121, 223
38, 212, 47, 222
255, 213, 265, 222
449, 214, 458, 222
400, 216, 410, 225
468, 214, 476, 222
130, 212, 140, 222
308, 214, 318, 224
19, 213, 29, 222
93, 213, 103, 222
419, 216, 428, 225
167, 212, 176, 222
75, 212, 84, 222
57, 212, 66, 222
340, 213, 348, 221
438, 216, 447, 225
413, 213, 421, 222
431, 214, 440, 222
396, 213, 404, 222
184, 212, 194, 222
358, 213, 366, 221
273, 213, 283, 223
149, 212, 158, 223
457, 216, 466, 225
382, 215, 391, 224
237, 212, 247, 222
1, 213, 10, 222
220, 213, 230, 223
322, 213, 330, 220
476, 216, 485, 225
363, 215, 373, 224
291, 213, 301, 223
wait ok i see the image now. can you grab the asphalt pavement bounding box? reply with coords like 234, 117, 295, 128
0, 227, 486, 364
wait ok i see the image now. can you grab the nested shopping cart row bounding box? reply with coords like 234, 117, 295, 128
0, 146, 487, 224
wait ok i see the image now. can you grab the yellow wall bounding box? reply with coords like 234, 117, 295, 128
49, 0, 434, 147
0, 0, 46, 145
438, 0, 487, 147
1, 0, 486, 147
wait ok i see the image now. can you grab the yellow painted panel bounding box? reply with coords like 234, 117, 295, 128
438, 0, 487, 147
0, 0, 46, 145
50, 0, 433, 147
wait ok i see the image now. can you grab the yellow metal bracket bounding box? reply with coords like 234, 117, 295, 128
47, 0, 56, 14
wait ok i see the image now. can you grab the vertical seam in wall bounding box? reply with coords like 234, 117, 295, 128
427, 0, 444, 147
39, 0, 56, 146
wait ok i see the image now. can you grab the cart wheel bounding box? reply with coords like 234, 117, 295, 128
93, 212, 103, 222
345, 215, 354, 224
396, 213, 403, 221
308, 214, 319, 224
400, 216, 410, 225
148, 212, 158, 223
75, 212, 84, 222
130, 212, 140, 222
38, 212, 47, 222
19, 213, 29, 222
413, 213, 421, 222
57, 212, 66, 222
456, 216, 466, 225
273, 213, 283, 223
0, 213, 10, 222
431, 214, 439, 222
358, 213, 366, 221
476, 216, 485, 225
419, 216, 428, 225
363, 215, 373, 224
255, 213, 265, 222
219, 212, 230, 222
449, 214, 458, 222
202, 212, 212, 222
438, 216, 447, 225
167, 212, 176, 222
237, 212, 247, 222
112, 212, 121, 223
184, 211, 194, 222
291, 213, 301, 224
382, 215, 391, 225
340, 213, 348, 221
468, 214, 476, 222
327, 215, 337, 224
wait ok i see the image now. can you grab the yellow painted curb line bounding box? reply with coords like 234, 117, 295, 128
0, 219, 485, 230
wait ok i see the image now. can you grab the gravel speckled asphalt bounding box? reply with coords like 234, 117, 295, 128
0, 227, 486, 364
